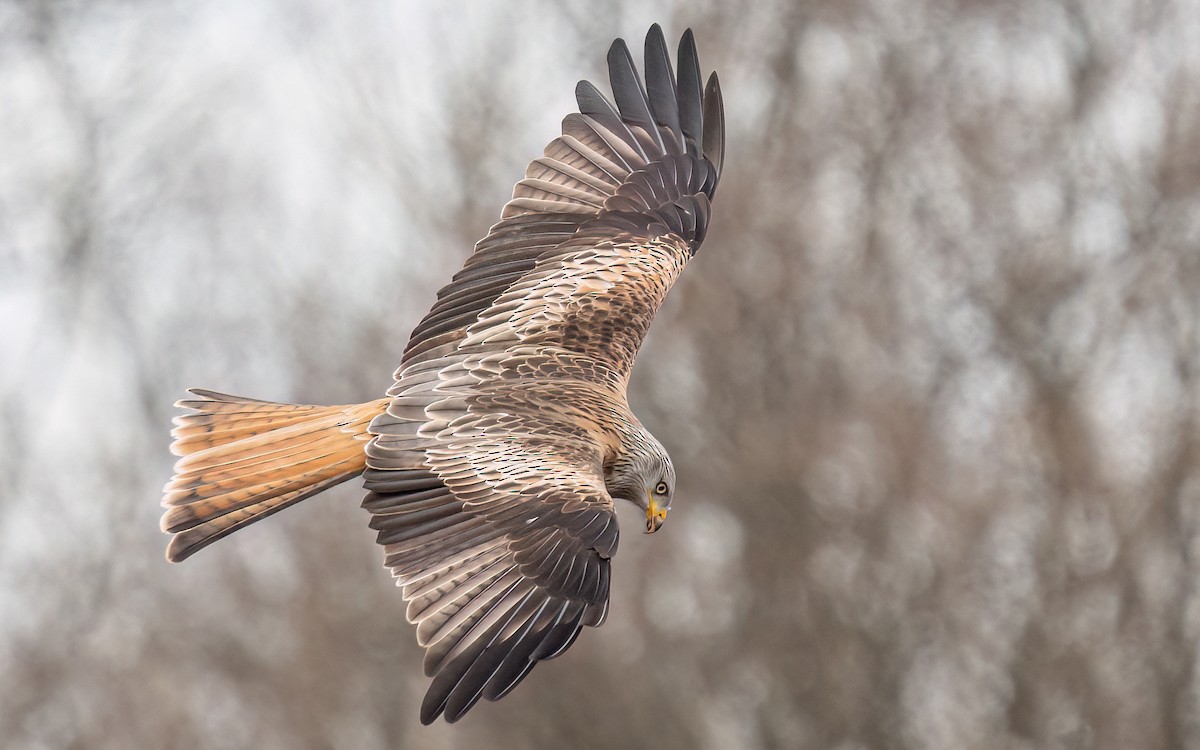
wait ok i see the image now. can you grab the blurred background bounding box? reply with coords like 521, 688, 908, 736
3, 0, 1200, 747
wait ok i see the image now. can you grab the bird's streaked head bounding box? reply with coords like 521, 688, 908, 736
606, 429, 675, 534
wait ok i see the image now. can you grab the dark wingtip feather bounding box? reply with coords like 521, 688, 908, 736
676, 29, 703, 153
421, 636, 483, 724
575, 79, 612, 118
482, 602, 572, 701
575, 79, 647, 166
644, 23, 684, 153
607, 36, 665, 154
703, 71, 725, 182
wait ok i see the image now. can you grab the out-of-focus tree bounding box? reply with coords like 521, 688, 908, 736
2, 1, 1198, 748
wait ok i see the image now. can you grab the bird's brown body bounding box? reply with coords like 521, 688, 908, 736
163, 25, 723, 723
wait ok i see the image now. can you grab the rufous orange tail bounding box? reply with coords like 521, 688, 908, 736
161, 389, 389, 562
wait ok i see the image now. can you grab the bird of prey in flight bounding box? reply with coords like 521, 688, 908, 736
162, 24, 724, 724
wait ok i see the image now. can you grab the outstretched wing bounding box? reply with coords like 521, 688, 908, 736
364, 25, 724, 723
400, 24, 725, 380
365, 412, 619, 724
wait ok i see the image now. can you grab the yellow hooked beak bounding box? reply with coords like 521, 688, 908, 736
645, 495, 667, 534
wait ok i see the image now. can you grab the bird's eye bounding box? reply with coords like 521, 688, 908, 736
654, 481, 669, 496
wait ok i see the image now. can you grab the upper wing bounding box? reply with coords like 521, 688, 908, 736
400, 24, 725, 379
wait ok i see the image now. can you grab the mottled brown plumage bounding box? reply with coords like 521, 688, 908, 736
162, 24, 724, 724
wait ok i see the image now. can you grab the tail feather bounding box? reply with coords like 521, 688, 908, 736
170, 392, 340, 455
166, 426, 359, 494
162, 389, 388, 562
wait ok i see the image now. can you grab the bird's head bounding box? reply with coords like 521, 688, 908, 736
606, 431, 675, 534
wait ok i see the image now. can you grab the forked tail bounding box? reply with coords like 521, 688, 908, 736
161, 389, 389, 562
